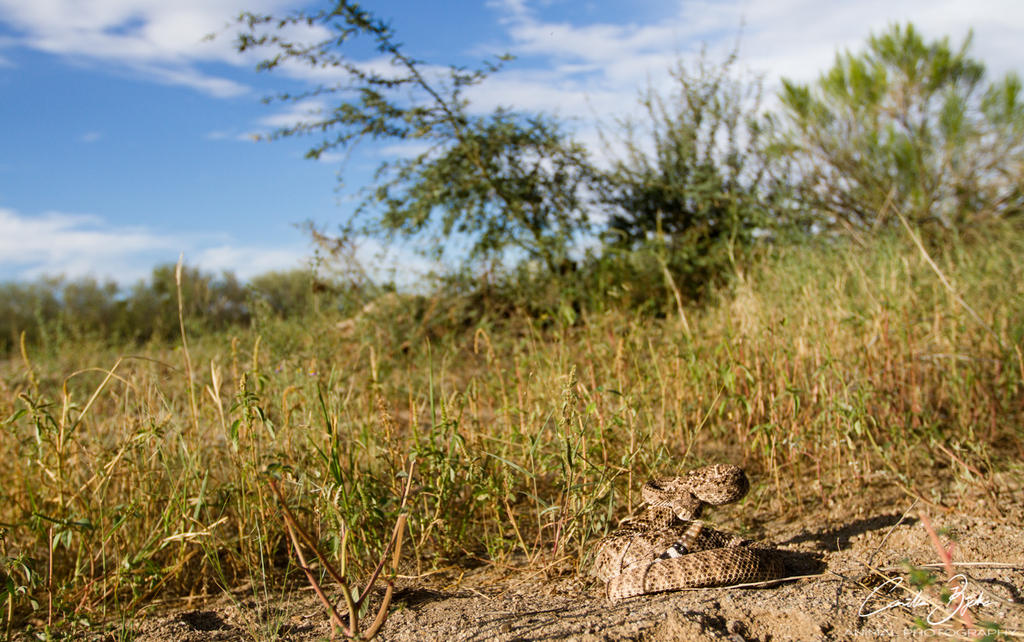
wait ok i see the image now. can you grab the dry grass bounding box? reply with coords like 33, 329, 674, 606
1, 228, 1022, 638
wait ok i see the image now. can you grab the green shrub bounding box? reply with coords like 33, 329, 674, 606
771, 23, 1024, 237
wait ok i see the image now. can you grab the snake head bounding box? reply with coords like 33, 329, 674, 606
643, 465, 750, 520
683, 464, 749, 505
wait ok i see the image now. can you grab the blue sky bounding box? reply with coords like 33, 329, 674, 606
1, 0, 1022, 286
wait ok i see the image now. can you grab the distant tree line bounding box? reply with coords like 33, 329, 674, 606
0, 266, 343, 354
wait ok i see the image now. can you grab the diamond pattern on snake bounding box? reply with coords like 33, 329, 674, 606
591, 464, 784, 601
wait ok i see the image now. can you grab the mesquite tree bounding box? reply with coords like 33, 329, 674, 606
234, 2, 593, 272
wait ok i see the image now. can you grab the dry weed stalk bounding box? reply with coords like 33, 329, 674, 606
919, 512, 977, 632
267, 459, 414, 640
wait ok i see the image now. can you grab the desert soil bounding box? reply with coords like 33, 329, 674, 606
84, 477, 1024, 641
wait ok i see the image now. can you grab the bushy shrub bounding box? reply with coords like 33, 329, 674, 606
596, 49, 787, 301
770, 23, 1024, 237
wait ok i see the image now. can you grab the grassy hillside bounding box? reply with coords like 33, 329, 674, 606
2, 226, 1022, 636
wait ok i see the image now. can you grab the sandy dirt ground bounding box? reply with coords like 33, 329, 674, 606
87, 477, 1024, 641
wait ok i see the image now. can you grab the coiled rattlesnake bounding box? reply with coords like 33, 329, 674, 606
591, 465, 784, 600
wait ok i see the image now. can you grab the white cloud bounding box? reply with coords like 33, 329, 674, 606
373, 141, 435, 160
192, 244, 308, 279
0, 0, 300, 96
0, 206, 441, 289
79, 131, 102, 143
479, 0, 1024, 110
140, 62, 248, 97
722, 0, 1023, 85
464, 0, 1024, 168
316, 152, 345, 164
504, 20, 676, 66
233, 98, 330, 143
191, 237, 437, 288
3, 0, 1021, 109
0, 206, 310, 284
254, 98, 327, 131
0, 207, 177, 282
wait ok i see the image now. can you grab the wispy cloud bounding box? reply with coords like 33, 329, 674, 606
730, 0, 1024, 81
477, 0, 1024, 112
78, 131, 102, 143
140, 62, 248, 98
254, 98, 327, 131
225, 98, 332, 145
3, 0, 1020, 109
316, 152, 345, 164
372, 141, 435, 161
0, 206, 310, 283
0, 0, 297, 96
0, 206, 439, 288
465, 0, 1024, 168
0, 207, 177, 282
192, 244, 308, 279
